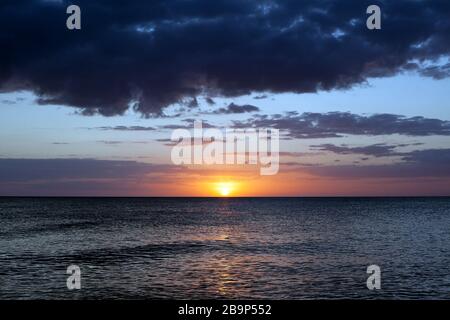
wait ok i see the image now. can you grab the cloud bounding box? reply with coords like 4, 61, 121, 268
310, 142, 423, 157
205, 97, 216, 105
232, 112, 450, 138
1, 151, 449, 196
0, 158, 170, 182
402, 148, 450, 164
96, 126, 156, 131
187, 97, 199, 109
0, 158, 182, 196
418, 62, 450, 80
96, 140, 150, 145
1, 0, 450, 115
156, 137, 218, 147
96, 140, 123, 145
1, 99, 16, 105
302, 148, 450, 178
212, 103, 260, 114
159, 119, 216, 130
254, 95, 268, 100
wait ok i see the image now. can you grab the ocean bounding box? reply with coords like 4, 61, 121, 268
1, 197, 449, 299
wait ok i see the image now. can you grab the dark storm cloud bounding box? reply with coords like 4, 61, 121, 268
232, 112, 450, 138
1, 0, 450, 115
212, 103, 260, 114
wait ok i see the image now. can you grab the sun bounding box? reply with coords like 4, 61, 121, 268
215, 182, 235, 197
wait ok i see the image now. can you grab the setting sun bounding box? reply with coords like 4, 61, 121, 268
216, 182, 235, 197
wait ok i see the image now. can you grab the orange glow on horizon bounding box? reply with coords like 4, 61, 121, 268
138, 164, 444, 197
142, 160, 368, 196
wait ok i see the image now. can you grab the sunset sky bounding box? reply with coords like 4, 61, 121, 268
1, 0, 450, 196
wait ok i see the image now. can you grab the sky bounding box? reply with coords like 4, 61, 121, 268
0, 0, 450, 196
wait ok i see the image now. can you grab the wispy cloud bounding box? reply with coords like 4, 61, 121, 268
301, 149, 450, 178
232, 112, 450, 139
96, 126, 156, 131
211, 103, 260, 114
310, 143, 424, 157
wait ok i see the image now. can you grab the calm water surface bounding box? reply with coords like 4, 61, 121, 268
1, 197, 450, 299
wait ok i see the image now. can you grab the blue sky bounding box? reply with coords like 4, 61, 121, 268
1, 73, 449, 161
